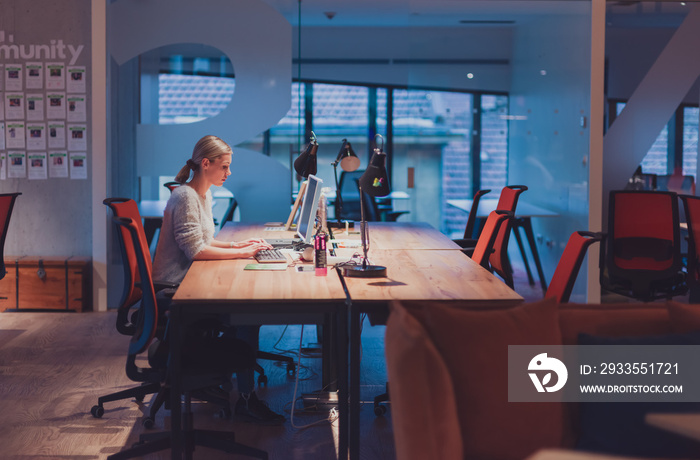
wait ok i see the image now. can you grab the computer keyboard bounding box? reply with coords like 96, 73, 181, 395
254, 249, 287, 264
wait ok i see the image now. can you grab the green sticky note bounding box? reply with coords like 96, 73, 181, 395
244, 264, 288, 271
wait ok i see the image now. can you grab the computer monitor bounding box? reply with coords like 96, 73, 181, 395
296, 174, 323, 245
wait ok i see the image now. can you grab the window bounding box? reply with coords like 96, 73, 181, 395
615, 102, 668, 176
683, 106, 698, 180
156, 72, 509, 233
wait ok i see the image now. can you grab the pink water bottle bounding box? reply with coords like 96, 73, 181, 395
315, 230, 327, 276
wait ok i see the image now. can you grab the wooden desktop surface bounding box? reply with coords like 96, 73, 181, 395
174, 222, 522, 306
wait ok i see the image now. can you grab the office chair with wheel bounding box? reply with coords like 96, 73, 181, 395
680, 195, 700, 302
464, 185, 527, 287
0, 192, 21, 280
94, 198, 230, 428
108, 216, 267, 460
467, 210, 513, 270
601, 190, 686, 301
91, 199, 164, 423
454, 185, 527, 287
545, 231, 604, 304
453, 188, 491, 247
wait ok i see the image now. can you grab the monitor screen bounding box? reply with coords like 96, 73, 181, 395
296, 174, 323, 244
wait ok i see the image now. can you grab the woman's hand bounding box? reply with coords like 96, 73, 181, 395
221, 238, 266, 249
240, 238, 267, 246
237, 242, 273, 258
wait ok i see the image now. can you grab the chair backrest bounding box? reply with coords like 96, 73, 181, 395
471, 210, 511, 269
606, 190, 682, 298
338, 170, 364, 220
0, 193, 21, 280
463, 189, 490, 239
359, 184, 382, 222
545, 231, 604, 303
104, 198, 151, 335
112, 216, 159, 360
656, 174, 695, 195
680, 194, 700, 284
490, 185, 528, 286
163, 181, 180, 193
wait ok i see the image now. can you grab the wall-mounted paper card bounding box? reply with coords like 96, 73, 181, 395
8, 151, 26, 178
4, 64, 23, 91
5, 93, 24, 120
25, 63, 43, 89
46, 63, 65, 90
28, 152, 47, 180
47, 122, 65, 149
49, 151, 68, 178
67, 66, 86, 93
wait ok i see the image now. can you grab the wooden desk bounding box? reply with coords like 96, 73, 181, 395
338, 224, 523, 458
447, 198, 559, 291
171, 222, 522, 460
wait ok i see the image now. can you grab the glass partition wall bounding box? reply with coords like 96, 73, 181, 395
605, 2, 697, 194
119, 0, 596, 299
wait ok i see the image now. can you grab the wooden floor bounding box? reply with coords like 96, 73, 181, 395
0, 310, 395, 460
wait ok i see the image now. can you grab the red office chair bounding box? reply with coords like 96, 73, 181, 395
94, 198, 227, 429
467, 210, 512, 270
545, 231, 604, 304
163, 181, 180, 193
0, 193, 21, 280
489, 185, 528, 288
680, 195, 700, 302
107, 216, 266, 460
602, 190, 686, 301
453, 189, 491, 247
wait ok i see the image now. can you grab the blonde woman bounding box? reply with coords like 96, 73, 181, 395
153, 135, 285, 424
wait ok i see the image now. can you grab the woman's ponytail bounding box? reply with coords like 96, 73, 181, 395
174, 162, 193, 184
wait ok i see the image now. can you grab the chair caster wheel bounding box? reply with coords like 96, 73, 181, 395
257, 374, 268, 387
286, 362, 296, 376
142, 417, 155, 429
91, 405, 104, 418
135, 395, 145, 403
374, 404, 387, 416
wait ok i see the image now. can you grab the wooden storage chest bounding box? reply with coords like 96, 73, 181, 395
0, 257, 91, 312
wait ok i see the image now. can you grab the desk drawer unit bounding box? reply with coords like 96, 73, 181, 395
0, 257, 91, 312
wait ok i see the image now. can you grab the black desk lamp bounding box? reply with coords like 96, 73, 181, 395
331, 139, 360, 228
343, 134, 390, 278
294, 131, 318, 179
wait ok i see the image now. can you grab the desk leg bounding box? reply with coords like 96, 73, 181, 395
519, 217, 548, 292
349, 303, 361, 460
336, 302, 349, 460
512, 223, 535, 286
322, 313, 337, 391
170, 307, 184, 460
